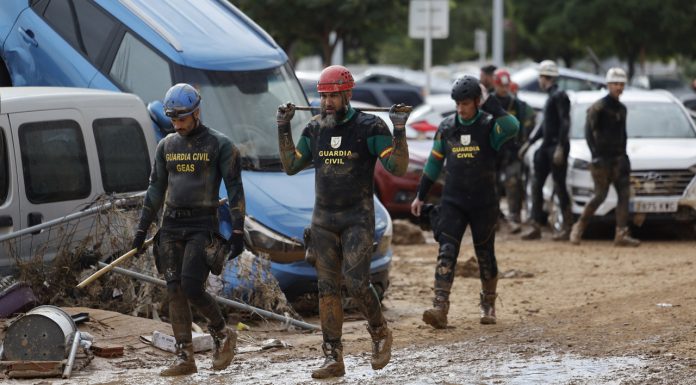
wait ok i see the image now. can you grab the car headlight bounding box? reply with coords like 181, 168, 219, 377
685, 164, 696, 198
374, 215, 393, 256
571, 158, 590, 170
244, 216, 304, 263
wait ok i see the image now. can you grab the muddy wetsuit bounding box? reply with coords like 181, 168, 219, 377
278, 107, 408, 347
495, 94, 535, 223
135, 123, 245, 345
528, 83, 571, 225
578, 94, 630, 226
417, 97, 518, 300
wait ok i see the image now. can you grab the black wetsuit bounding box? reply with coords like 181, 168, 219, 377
135, 123, 245, 344
417, 97, 519, 299
278, 107, 408, 346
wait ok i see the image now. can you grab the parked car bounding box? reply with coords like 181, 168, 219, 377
512, 65, 607, 111
353, 66, 452, 95
524, 90, 696, 232
405, 94, 457, 139
0, 87, 157, 270
351, 82, 424, 108
0, 0, 393, 299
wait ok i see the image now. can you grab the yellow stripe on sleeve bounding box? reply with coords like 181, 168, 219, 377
379, 146, 394, 158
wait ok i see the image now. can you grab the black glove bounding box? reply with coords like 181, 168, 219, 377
227, 231, 245, 260
480, 94, 507, 118
131, 229, 147, 254
276, 102, 296, 125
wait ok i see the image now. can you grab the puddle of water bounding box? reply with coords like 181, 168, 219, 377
6, 342, 649, 385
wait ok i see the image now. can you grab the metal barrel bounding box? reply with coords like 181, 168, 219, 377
2, 305, 77, 361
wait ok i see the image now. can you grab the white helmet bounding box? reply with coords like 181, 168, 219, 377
606, 67, 627, 83
538, 60, 559, 77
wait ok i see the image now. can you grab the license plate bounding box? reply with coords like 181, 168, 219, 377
630, 201, 678, 213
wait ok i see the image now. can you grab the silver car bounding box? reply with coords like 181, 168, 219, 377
526, 89, 696, 233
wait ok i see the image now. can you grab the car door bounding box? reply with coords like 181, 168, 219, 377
2, 0, 96, 87
0, 114, 19, 236
9, 109, 97, 230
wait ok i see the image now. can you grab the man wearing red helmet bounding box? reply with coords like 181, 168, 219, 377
276, 65, 410, 379
492, 69, 536, 233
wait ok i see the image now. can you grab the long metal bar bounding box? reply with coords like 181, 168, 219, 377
294, 105, 410, 112
62, 331, 81, 379
99, 262, 320, 331
0, 194, 143, 243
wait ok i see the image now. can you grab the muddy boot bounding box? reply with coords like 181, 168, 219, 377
570, 218, 587, 245
210, 326, 237, 370
311, 342, 345, 379
160, 342, 197, 376
614, 227, 640, 247
479, 278, 498, 325
367, 323, 393, 370
508, 219, 522, 234
422, 295, 449, 329
552, 227, 571, 241
520, 222, 541, 240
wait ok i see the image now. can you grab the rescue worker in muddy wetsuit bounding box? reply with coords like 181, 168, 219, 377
276, 65, 409, 379
132, 83, 245, 376
520, 60, 572, 240
492, 68, 536, 234
570, 68, 640, 247
411, 75, 519, 328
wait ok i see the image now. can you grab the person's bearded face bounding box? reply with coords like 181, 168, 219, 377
319, 91, 348, 128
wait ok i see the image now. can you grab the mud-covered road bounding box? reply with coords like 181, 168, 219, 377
4, 228, 696, 384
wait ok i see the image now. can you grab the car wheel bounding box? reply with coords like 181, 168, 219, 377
0, 60, 11, 86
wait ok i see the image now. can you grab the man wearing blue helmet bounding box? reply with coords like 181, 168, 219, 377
132, 83, 245, 376
411, 76, 519, 328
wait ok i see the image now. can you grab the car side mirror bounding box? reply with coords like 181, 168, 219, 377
147, 100, 174, 136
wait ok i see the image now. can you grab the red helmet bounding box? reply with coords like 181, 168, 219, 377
494, 69, 511, 86
317, 65, 354, 93
510, 81, 519, 94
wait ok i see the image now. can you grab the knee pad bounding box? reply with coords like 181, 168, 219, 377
438, 242, 458, 261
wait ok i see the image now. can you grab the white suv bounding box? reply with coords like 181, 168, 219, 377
527, 89, 696, 231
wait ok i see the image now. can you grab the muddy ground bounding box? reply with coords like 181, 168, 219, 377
3, 226, 696, 384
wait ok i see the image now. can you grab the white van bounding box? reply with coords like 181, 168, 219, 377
0, 87, 157, 270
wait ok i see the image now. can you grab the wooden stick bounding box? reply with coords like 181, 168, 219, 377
76, 237, 154, 289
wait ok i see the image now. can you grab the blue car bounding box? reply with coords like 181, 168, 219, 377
0, 0, 392, 299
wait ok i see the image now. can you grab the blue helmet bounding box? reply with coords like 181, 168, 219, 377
163, 83, 201, 118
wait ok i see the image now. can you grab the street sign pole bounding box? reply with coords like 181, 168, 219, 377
424, 2, 431, 96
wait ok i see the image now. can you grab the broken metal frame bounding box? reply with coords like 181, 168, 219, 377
99, 262, 320, 331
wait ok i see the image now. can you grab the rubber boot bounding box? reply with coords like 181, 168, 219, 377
422, 294, 449, 329
479, 278, 498, 325
521, 222, 541, 240
553, 208, 573, 241
367, 323, 393, 370
614, 227, 640, 247
160, 342, 197, 376
210, 326, 237, 370
570, 218, 588, 245
311, 342, 345, 379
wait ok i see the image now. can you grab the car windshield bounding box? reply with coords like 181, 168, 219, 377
570, 101, 696, 139
179, 63, 311, 170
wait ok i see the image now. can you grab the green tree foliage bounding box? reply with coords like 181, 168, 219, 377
233, 0, 405, 67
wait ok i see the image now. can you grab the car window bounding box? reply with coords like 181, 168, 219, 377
571, 101, 696, 139
383, 89, 423, 107
19, 120, 91, 203
0, 128, 8, 205
93, 118, 151, 193
351, 89, 380, 106
559, 77, 596, 91
42, 0, 81, 50
109, 32, 172, 104
73, 0, 118, 62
